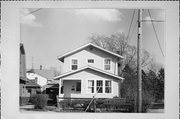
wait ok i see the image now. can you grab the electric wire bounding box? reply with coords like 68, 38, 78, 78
24, 8, 42, 16
148, 10, 165, 58
129, 21, 138, 43
126, 10, 136, 43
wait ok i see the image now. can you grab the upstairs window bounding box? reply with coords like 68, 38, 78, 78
71, 59, 78, 70
104, 59, 111, 70
88, 59, 94, 64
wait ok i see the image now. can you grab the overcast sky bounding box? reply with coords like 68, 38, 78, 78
20, 9, 165, 71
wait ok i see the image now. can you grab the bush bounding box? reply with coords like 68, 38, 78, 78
113, 96, 119, 98
142, 91, 155, 112
29, 94, 48, 109
20, 97, 30, 106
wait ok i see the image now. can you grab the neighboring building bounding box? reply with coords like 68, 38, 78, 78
26, 67, 54, 88
20, 43, 29, 97
54, 43, 124, 99
20, 43, 41, 97
42, 83, 59, 103
25, 79, 41, 95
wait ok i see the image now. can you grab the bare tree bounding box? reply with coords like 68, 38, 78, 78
89, 32, 152, 73
147, 59, 163, 74
49, 67, 61, 77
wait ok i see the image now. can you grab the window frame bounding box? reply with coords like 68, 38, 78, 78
104, 58, 112, 71
87, 59, 94, 64
87, 80, 95, 94
96, 80, 103, 93
71, 58, 78, 70
105, 80, 112, 93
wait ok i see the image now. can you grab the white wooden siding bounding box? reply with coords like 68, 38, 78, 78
62, 47, 118, 75
26, 73, 47, 87
59, 69, 120, 98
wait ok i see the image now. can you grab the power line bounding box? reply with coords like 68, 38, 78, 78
126, 10, 136, 43
129, 21, 138, 43
148, 9, 165, 58
24, 8, 42, 16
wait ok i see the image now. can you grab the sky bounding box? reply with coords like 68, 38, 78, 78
20, 9, 165, 71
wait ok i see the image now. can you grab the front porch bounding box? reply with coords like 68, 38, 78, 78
59, 79, 82, 98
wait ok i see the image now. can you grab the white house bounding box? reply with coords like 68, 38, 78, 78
26, 68, 54, 88
54, 43, 124, 99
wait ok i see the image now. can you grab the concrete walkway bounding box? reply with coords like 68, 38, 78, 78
20, 104, 164, 113
20, 104, 35, 109
147, 109, 164, 113
20, 104, 35, 112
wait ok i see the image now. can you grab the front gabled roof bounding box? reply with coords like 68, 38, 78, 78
54, 65, 124, 81
27, 69, 54, 79
58, 43, 124, 62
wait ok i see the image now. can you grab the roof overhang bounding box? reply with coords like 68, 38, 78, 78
54, 65, 124, 81
57, 43, 124, 62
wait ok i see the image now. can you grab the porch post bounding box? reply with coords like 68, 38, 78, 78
57, 79, 62, 109
56, 95, 60, 109
59, 79, 62, 98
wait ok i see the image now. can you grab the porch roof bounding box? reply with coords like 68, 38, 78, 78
54, 65, 124, 81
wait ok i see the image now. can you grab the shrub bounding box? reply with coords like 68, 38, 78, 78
29, 94, 48, 109
142, 91, 155, 112
20, 97, 29, 106
113, 96, 119, 98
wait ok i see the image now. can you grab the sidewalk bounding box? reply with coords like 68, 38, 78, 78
147, 109, 164, 113
20, 104, 35, 111
20, 104, 58, 112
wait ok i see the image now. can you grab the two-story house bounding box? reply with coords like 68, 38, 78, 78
54, 43, 124, 99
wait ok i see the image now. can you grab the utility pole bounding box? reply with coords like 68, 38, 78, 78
137, 9, 142, 113
32, 57, 34, 70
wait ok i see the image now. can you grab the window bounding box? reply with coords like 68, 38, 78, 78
71, 59, 78, 70
105, 80, 112, 93
96, 80, 103, 93
88, 59, 94, 63
104, 59, 111, 70
88, 80, 94, 93
76, 82, 81, 92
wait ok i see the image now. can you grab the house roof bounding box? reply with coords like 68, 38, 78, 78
58, 43, 124, 62
54, 65, 124, 81
27, 69, 54, 79
42, 83, 59, 89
